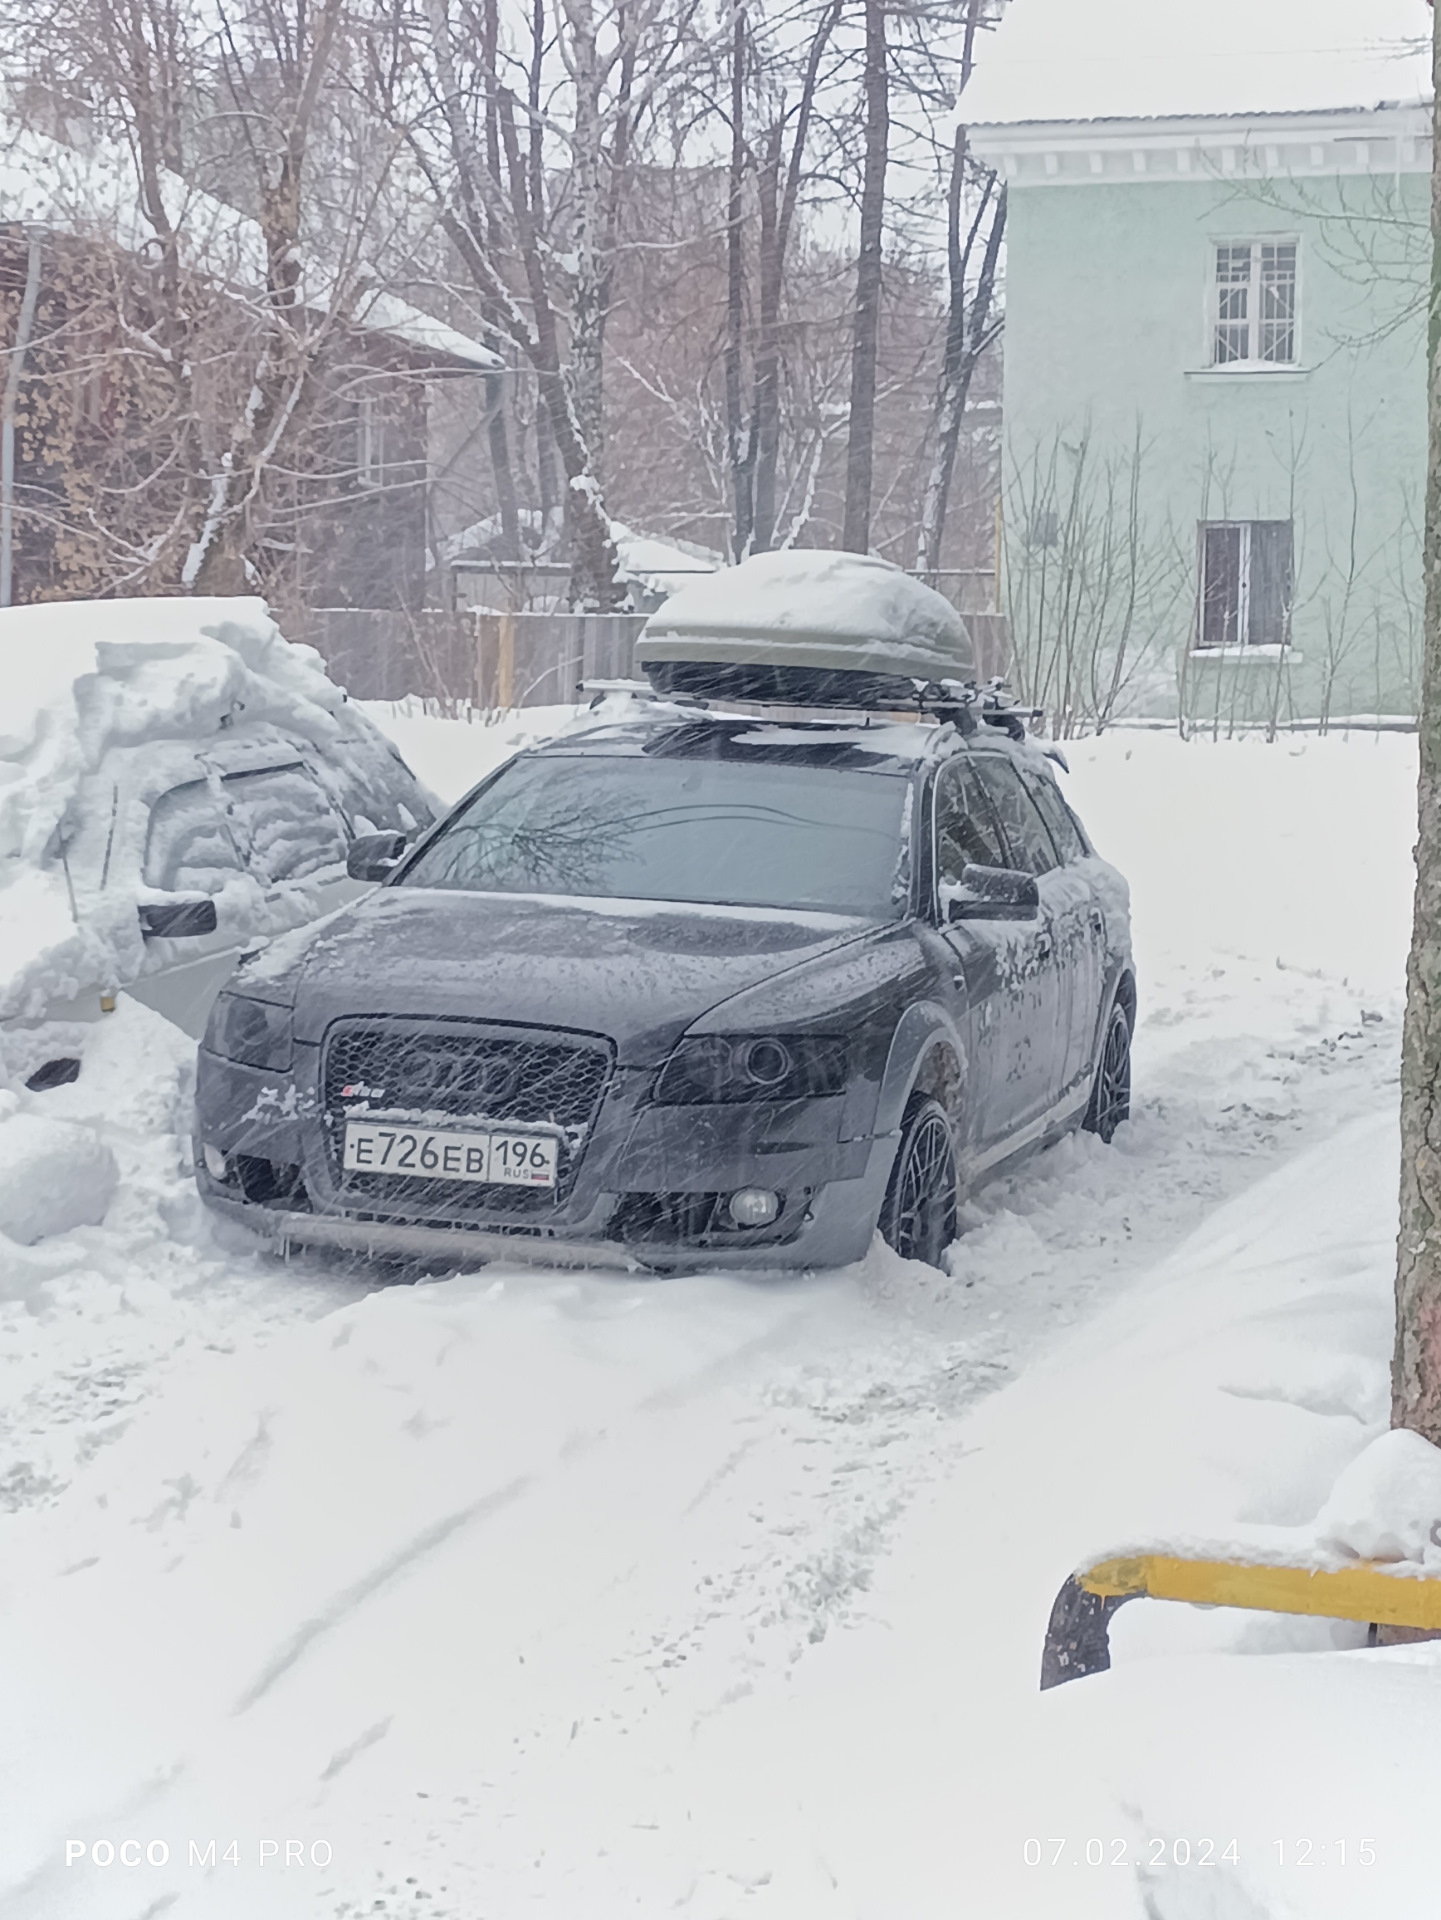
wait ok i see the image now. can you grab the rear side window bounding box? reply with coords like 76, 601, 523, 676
934, 758, 1007, 886
969, 755, 1059, 876
1021, 767, 1088, 864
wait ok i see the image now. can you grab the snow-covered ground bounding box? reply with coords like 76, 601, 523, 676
0, 718, 1429, 1919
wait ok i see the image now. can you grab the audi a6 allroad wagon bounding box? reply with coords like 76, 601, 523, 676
194, 679, 1133, 1274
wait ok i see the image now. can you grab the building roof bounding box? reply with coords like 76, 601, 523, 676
965, 0, 1429, 126
0, 123, 501, 372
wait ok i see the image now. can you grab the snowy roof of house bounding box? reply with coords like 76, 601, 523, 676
438, 517, 720, 593
964, 0, 1430, 127
610, 523, 719, 596
0, 123, 501, 371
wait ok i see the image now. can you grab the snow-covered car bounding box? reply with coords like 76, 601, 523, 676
193, 694, 1135, 1272
0, 597, 434, 1089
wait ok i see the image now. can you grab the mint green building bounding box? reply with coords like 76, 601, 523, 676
970, 103, 1429, 729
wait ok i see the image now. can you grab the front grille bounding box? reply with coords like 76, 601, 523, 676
321, 1018, 613, 1219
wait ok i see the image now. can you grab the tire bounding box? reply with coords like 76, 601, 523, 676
880, 1096, 958, 1269
1083, 1000, 1132, 1144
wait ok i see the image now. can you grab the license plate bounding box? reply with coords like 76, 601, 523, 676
341, 1120, 559, 1188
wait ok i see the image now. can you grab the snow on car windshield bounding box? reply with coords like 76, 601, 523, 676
400, 753, 912, 917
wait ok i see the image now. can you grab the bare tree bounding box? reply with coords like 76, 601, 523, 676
1394, 0, 1441, 1443
841, 0, 888, 553
184, 0, 349, 591
916, 136, 1002, 574
0, 0, 445, 602
385, 0, 702, 609
1004, 422, 1191, 735
723, 0, 843, 558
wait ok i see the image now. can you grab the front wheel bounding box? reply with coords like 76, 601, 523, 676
880, 1096, 958, 1269
1083, 1000, 1132, 1143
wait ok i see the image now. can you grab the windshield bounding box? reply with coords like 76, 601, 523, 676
399, 752, 912, 918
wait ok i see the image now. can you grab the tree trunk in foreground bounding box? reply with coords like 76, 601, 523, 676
1394, 2, 1441, 1440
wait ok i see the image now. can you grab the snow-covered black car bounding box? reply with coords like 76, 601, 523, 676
193, 699, 1134, 1272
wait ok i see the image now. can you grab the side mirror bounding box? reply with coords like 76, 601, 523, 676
138, 896, 219, 938
347, 830, 408, 882
945, 864, 1039, 923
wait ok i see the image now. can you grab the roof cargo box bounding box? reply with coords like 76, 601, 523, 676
636, 550, 974, 708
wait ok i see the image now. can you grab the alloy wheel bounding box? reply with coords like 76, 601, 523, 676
1084, 1003, 1132, 1144
883, 1100, 957, 1268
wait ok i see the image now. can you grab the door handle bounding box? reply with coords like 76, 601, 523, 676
1036, 936, 1054, 962
1089, 909, 1105, 935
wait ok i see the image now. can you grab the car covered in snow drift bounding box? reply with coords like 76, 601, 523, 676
194, 554, 1134, 1273
0, 598, 434, 1090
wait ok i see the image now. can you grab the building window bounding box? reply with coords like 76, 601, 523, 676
1199, 521, 1293, 650
1024, 508, 1059, 550
1211, 242, 1297, 365
357, 394, 387, 489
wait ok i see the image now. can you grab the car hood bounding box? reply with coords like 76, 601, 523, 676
279, 888, 884, 1064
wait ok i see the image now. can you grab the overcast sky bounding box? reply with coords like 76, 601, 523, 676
963, 0, 1431, 124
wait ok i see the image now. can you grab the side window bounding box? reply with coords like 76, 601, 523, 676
934, 759, 1007, 887
223, 767, 349, 884
1021, 767, 1088, 864
970, 755, 1060, 876
144, 782, 244, 893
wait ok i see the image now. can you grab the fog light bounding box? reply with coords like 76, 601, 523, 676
203, 1143, 228, 1181
729, 1187, 779, 1227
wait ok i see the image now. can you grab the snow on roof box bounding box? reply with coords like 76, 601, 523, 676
636, 551, 973, 706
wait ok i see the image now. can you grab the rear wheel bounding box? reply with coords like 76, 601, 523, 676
880, 1097, 957, 1269
1083, 1000, 1132, 1143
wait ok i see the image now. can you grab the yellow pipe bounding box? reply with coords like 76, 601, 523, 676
1079, 1553, 1441, 1629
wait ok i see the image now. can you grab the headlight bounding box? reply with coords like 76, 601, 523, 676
654, 1034, 848, 1104
205, 992, 294, 1071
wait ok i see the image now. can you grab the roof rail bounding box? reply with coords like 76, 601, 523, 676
580, 672, 1044, 740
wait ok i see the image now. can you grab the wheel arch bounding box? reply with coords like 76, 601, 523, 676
872, 1001, 967, 1141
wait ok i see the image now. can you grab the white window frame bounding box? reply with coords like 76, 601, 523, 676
1207, 239, 1299, 367
1196, 520, 1295, 654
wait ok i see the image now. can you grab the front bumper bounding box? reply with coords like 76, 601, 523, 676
197, 1144, 894, 1272
195, 1039, 897, 1273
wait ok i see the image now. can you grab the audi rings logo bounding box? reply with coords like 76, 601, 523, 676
396, 1045, 519, 1109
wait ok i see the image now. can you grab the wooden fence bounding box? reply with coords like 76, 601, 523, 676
285, 605, 1011, 710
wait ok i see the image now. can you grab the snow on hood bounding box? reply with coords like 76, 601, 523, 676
0, 597, 421, 1028
637, 550, 974, 682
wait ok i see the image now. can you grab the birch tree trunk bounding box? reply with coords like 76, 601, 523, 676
842, 0, 888, 555
1394, 1, 1441, 1440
